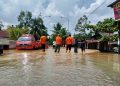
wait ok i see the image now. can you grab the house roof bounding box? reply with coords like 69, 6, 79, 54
91, 33, 102, 39
86, 40, 99, 43
0, 31, 9, 38
108, 0, 120, 8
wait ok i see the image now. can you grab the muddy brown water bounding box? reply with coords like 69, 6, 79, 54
0, 47, 120, 86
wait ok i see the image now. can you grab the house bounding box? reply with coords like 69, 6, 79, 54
108, 0, 120, 53
0, 31, 9, 38
0, 31, 9, 49
86, 40, 99, 49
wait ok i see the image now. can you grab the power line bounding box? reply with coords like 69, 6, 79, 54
65, 0, 84, 33
87, 0, 107, 18
72, 0, 107, 32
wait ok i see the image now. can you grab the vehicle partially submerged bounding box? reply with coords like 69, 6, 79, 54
16, 34, 41, 50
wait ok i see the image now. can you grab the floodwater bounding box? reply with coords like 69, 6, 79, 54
0, 47, 120, 86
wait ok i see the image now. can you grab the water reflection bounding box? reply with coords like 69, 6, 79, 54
79, 55, 87, 65
22, 53, 28, 65
113, 56, 120, 72
0, 48, 120, 86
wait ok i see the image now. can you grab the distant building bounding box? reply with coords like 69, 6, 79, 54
108, 0, 120, 21
0, 31, 16, 49
0, 31, 9, 49
0, 31, 9, 38
86, 40, 99, 49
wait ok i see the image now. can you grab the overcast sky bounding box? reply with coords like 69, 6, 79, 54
0, 0, 115, 34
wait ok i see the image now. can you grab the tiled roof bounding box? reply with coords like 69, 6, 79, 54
0, 31, 9, 38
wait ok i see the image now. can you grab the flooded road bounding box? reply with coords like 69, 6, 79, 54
0, 47, 120, 86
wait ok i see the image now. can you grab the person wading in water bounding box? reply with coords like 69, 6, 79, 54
65, 34, 74, 53
80, 39, 86, 54
54, 34, 62, 53
40, 33, 47, 52
74, 38, 78, 53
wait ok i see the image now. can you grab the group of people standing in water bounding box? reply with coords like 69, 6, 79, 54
40, 33, 86, 54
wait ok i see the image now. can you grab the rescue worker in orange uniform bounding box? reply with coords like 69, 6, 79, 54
54, 34, 62, 53
40, 33, 47, 52
65, 34, 74, 53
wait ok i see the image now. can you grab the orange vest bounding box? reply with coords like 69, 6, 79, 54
66, 36, 73, 45
55, 36, 62, 45
40, 36, 46, 44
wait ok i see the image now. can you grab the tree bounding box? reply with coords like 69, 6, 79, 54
6, 25, 29, 40
52, 23, 62, 35
95, 18, 116, 51
96, 18, 115, 33
60, 28, 68, 40
83, 18, 116, 40
29, 17, 47, 38
95, 18, 116, 41
17, 11, 47, 39
0, 21, 4, 30
84, 24, 102, 39
51, 22, 68, 39
18, 11, 32, 28
75, 15, 90, 39
74, 15, 90, 39
51, 22, 62, 39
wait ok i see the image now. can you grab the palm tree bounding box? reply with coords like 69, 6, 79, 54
51, 22, 68, 46
51, 22, 62, 39
18, 11, 48, 39
29, 17, 47, 38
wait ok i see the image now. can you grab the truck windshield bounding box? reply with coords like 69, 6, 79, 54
18, 37, 32, 41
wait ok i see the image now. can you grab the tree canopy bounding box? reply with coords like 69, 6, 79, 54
51, 22, 68, 40
74, 16, 117, 41
17, 11, 47, 39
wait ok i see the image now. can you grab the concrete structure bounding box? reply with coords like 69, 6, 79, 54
0, 31, 9, 50
0, 31, 16, 49
108, 0, 120, 54
86, 40, 99, 49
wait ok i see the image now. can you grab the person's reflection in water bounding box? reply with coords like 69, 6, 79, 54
80, 55, 86, 65
74, 54, 86, 65
65, 53, 72, 65
113, 56, 120, 72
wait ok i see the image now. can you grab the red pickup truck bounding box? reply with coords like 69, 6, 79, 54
16, 34, 41, 50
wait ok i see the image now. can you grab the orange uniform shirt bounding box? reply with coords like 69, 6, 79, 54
40, 36, 46, 44
55, 36, 62, 45
66, 36, 73, 45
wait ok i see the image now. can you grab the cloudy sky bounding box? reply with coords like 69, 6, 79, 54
0, 0, 115, 34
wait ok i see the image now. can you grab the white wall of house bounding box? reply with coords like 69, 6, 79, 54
9, 40, 16, 49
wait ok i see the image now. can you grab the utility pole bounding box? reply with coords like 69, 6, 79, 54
118, 24, 120, 54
